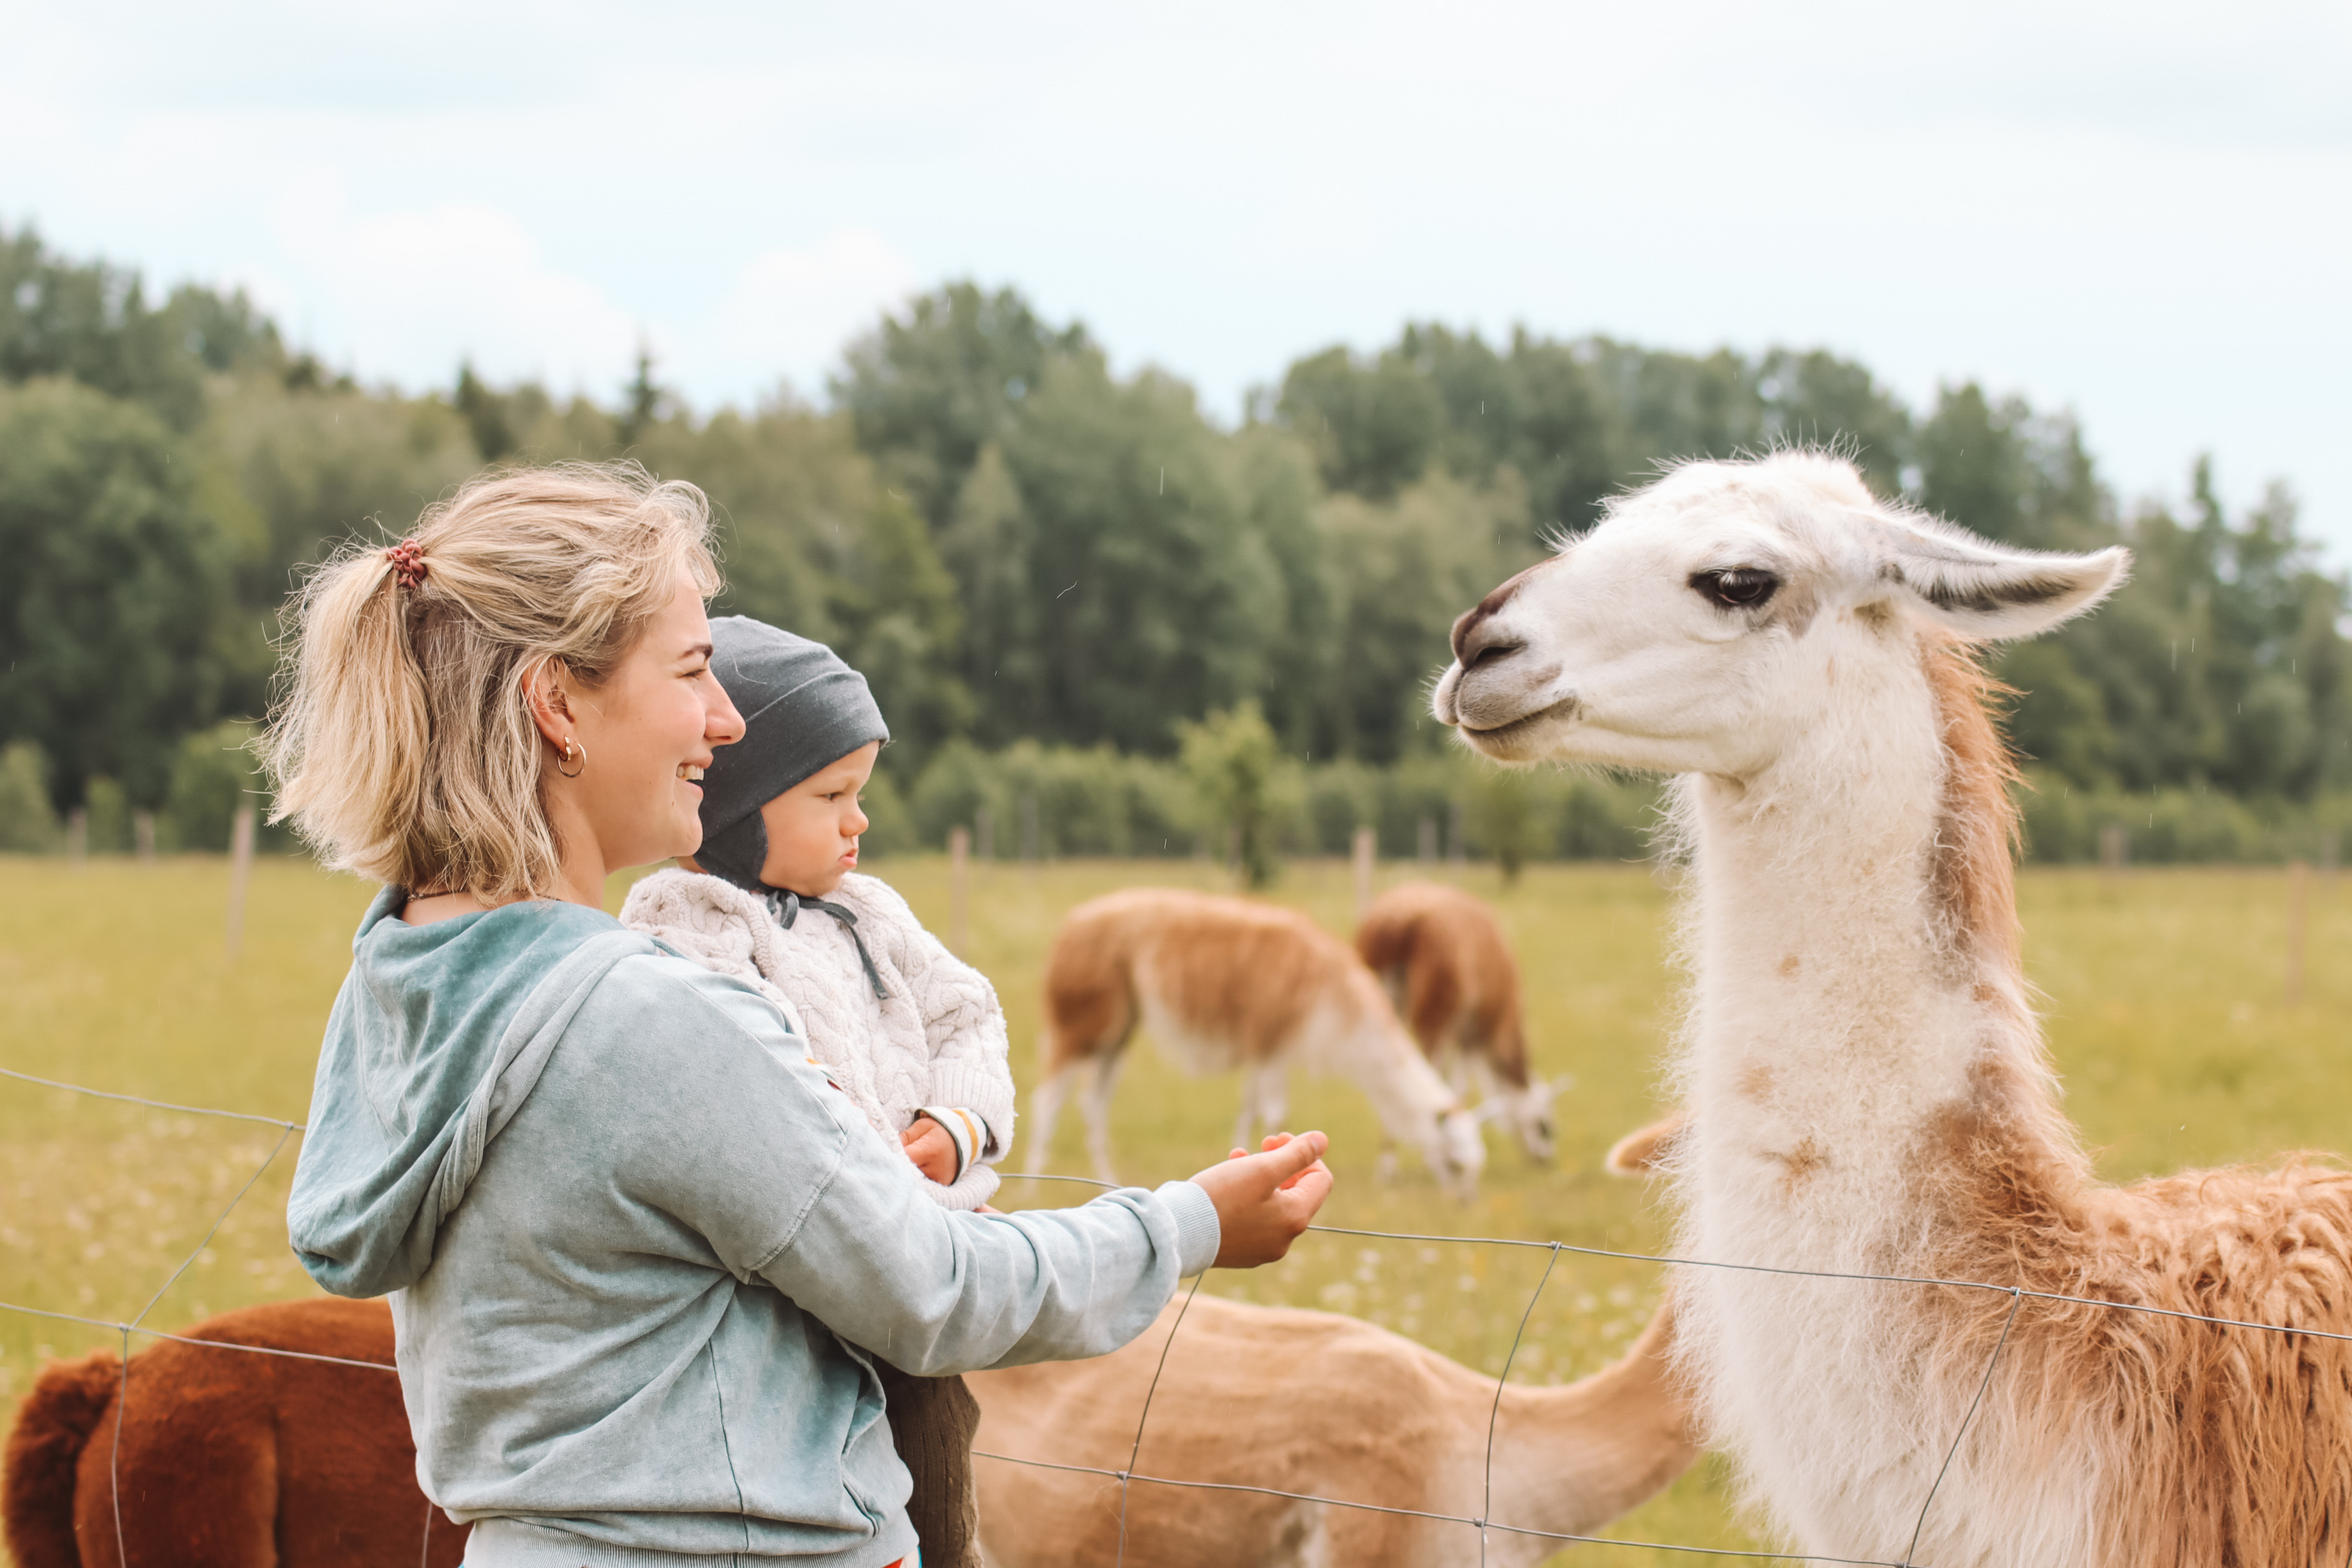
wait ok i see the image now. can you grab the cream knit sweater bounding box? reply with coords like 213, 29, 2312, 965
618, 868, 1015, 1210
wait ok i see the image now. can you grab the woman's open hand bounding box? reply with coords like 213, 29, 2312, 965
1188, 1131, 1333, 1269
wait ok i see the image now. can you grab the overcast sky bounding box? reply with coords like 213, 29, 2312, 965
7, 1, 2348, 548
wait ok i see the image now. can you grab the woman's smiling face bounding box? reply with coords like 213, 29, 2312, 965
553, 573, 745, 876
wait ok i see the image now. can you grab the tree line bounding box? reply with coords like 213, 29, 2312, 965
2, 224, 2346, 864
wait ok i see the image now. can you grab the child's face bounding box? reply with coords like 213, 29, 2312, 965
756, 741, 880, 896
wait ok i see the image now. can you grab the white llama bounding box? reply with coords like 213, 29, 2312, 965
1433, 450, 2352, 1566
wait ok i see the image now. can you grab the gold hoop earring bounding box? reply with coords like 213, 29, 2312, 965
556, 737, 587, 779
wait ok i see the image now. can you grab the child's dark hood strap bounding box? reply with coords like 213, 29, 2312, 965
765, 889, 890, 1001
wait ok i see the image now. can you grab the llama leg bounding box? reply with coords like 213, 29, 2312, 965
1255, 1066, 1289, 1140
1025, 1061, 1074, 1175
1446, 1048, 1472, 1103
1082, 1049, 1127, 1186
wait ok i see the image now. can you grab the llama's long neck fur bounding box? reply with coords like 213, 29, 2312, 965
1668, 630, 2099, 1561
1676, 633, 2079, 1266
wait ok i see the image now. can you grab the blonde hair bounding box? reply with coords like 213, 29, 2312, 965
261, 462, 721, 901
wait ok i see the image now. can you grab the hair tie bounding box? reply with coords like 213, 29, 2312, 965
386, 540, 427, 591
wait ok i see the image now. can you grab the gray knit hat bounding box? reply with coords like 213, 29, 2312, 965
694, 616, 890, 891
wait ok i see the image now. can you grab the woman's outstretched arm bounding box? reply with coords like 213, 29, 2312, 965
600, 959, 1331, 1377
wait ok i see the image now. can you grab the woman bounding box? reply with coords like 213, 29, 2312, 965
264, 463, 1331, 1568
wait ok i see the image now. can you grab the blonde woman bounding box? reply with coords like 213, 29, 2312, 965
266, 463, 1332, 1568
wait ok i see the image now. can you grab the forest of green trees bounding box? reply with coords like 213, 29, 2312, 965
2, 224, 2346, 868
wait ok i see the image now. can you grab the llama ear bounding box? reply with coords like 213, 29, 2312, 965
1877, 525, 2129, 639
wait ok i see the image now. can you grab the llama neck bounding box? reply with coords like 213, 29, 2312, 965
1488, 1301, 1698, 1547
1330, 975, 1456, 1134
1677, 638, 2073, 1273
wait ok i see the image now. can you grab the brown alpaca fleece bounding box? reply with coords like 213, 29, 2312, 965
2, 1299, 980, 1568
1354, 881, 1533, 1088
971, 1289, 1697, 1567
4, 1348, 120, 1568
1, 1298, 462, 1568
1838, 639, 2352, 1563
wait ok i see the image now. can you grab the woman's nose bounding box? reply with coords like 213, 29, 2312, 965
707, 690, 746, 746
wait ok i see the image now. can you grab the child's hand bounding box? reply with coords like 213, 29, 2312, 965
1188, 1131, 1333, 1269
901, 1118, 958, 1185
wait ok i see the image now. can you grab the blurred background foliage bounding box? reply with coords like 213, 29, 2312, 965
4, 226, 2347, 867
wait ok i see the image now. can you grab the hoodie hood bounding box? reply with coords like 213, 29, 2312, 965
288, 887, 651, 1297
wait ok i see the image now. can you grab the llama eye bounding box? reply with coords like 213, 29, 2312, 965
1692, 569, 1780, 610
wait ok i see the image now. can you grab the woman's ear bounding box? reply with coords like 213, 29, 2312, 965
521, 658, 576, 750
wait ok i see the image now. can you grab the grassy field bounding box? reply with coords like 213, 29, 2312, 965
0, 853, 2346, 1563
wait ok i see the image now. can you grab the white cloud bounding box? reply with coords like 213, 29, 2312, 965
270, 187, 641, 395
3, 2, 2347, 544
673, 228, 920, 407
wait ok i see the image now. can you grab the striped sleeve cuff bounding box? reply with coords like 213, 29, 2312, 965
926, 1067, 1015, 1157
917, 1107, 986, 1183
1154, 1180, 1222, 1278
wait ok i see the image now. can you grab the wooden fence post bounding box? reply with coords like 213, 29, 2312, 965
226, 805, 256, 962
2286, 858, 2310, 1008
2099, 823, 2128, 893
1353, 825, 1377, 920
948, 825, 971, 958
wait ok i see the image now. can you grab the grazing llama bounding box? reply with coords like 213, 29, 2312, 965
1356, 881, 1557, 1161
2, 1298, 463, 1568
1434, 447, 2352, 1566
1027, 888, 1487, 1197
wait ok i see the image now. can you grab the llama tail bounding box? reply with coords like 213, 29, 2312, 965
4, 1347, 123, 1568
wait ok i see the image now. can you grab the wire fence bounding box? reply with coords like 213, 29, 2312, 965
6, 1067, 2351, 1567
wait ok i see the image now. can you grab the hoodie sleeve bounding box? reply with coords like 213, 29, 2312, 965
584, 955, 1218, 1376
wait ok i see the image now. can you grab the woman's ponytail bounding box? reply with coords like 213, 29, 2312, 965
258, 463, 716, 899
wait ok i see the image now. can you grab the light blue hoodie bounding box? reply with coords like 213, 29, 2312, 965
288, 888, 1219, 1567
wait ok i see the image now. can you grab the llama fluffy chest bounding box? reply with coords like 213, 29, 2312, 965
1677, 1230, 2103, 1564
1677, 901, 2097, 1560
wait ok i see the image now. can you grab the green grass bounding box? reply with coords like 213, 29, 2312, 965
0, 854, 2345, 1563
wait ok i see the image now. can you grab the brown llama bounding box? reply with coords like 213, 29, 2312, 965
972, 1290, 1693, 1566
979, 1112, 1693, 1565
1355, 881, 1557, 1161
1436, 447, 2352, 1564
1, 1297, 462, 1568
1024, 888, 1487, 1197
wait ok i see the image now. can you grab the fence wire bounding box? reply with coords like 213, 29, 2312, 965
9, 1072, 2352, 1567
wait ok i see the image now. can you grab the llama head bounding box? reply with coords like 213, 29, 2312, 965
1431, 452, 2128, 778
1430, 1103, 1488, 1201
1476, 1076, 1559, 1164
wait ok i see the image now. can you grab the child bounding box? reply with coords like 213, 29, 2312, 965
619, 615, 1008, 1568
